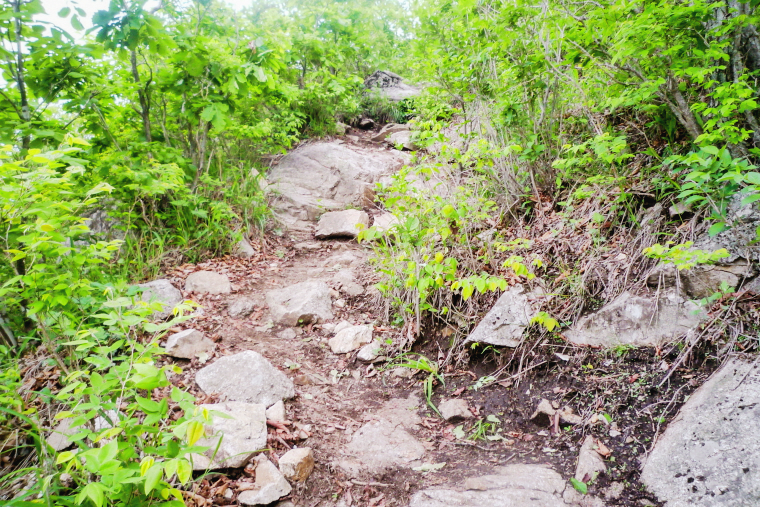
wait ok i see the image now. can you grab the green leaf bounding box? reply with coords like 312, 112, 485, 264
176, 458, 192, 484
570, 478, 587, 494
144, 463, 163, 495
58, 7, 71, 17
708, 222, 728, 237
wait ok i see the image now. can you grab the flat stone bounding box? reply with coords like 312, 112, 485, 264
372, 394, 422, 429
463, 285, 538, 347
195, 350, 295, 406
164, 329, 214, 359
134, 279, 183, 320
47, 418, 76, 451
647, 262, 754, 299
565, 290, 705, 348
228, 297, 256, 319
266, 281, 333, 326
575, 436, 607, 482
439, 399, 471, 422
185, 271, 231, 294
278, 447, 315, 482
238, 454, 292, 505
409, 464, 568, 507
387, 130, 416, 150
356, 340, 384, 362
338, 419, 426, 474
372, 212, 401, 234
190, 402, 267, 470
328, 324, 373, 354
236, 239, 256, 258
333, 269, 364, 296
324, 251, 361, 268
315, 210, 370, 239
277, 328, 297, 340
265, 400, 286, 422
371, 123, 409, 142
294, 241, 322, 251
641, 356, 760, 506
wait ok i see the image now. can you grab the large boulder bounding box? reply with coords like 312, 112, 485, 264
195, 350, 295, 406
266, 281, 333, 326
364, 70, 421, 101
463, 285, 539, 348
267, 142, 408, 232
565, 290, 705, 348
190, 401, 267, 470
409, 464, 570, 507
314, 210, 369, 239
134, 279, 183, 320
164, 329, 214, 359
641, 356, 760, 506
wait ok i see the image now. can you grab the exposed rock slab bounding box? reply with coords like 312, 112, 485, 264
364, 70, 421, 101
134, 279, 183, 320
328, 324, 373, 354
333, 269, 364, 296
191, 402, 267, 470
647, 261, 755, 299
164, 329, 214, 359
47, 418, 76, 451
315, 210, 369, 239
185, 271, 231, 294
195, 350, 295, 406
641, 356, 760, 506
387, 130, 416, 150
267, 142, 407, 232
565, 290, 705, 348
371, 123, 409, 142
266, 281, 333, 326
463, 285, 538, 347
238, 454, 292, 505
409, 464, 569, 507
694, 193, 760, 263
338, 419, 426, 474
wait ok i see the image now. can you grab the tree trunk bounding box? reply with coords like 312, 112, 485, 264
13, 0, 31, 151
131, 49, 152, 143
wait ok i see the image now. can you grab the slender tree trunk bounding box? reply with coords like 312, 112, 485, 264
13, 0, 31, 151
131, 49, 152, 143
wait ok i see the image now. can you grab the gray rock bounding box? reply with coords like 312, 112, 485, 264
228, 297, 256, 319
338, 419, 426, 474
530, 398, 556, 427
265, 400, 286, 422
356, 340, 384, 362
134, 279, 183, 320
409, 464, 568, 507
324, 251, 361, 268
641, 356, 760, 506
694, 193, 760, 263
190, 401, 267, 470
371, 123, 409, 142
195, 350, 295, 406
238, 454, 292, 505
315, 210, 370, 239
387, 130, 416, 150
358, 117, 375, 129
335, 122, 349, 135
277, 328, 297, 340
328, 324, 373, 354
266, 281, 333, 326
278, 447, 315, 482
364, 70, 421, 101
646, 262, 754, 299
575, 436, 607, 482
185, 271, 231, 294
268, 142, 407, 232
463, 285, 538, 347
373, 213, 400, 234
333, 269, 364, 296
47, 418, 76, 451
373, 394, 422, 429
164, 329, 214, 359
565, 290, 705, 348
439, 399, 471, 422
236, 239, 256, 258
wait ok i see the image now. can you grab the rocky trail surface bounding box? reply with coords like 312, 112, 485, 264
87, 124, 760, 507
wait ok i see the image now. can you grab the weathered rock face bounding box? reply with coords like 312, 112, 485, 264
409, 464, 569, 507
134, 279, 183, 320
328, 324, 373, 354
267, 142, 408, 232
647, 261, 755, 299
463, 285, 539, 347
333, 269, 364, 297
364, 70, 421, 101
164, 329, 214, 359
190, 402, 267, 470
641, 356, 760, 506
238, 454, 292, 505
371, 123, 410, 142
565, 290, 705, 348
694, 194, 760, 263
195, 350, 295, 406
338, 419, 426, 474
314, 210, 369, 239
387, 130, 416, 150
266, 281, 333, 326
185, 271, 231, 294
